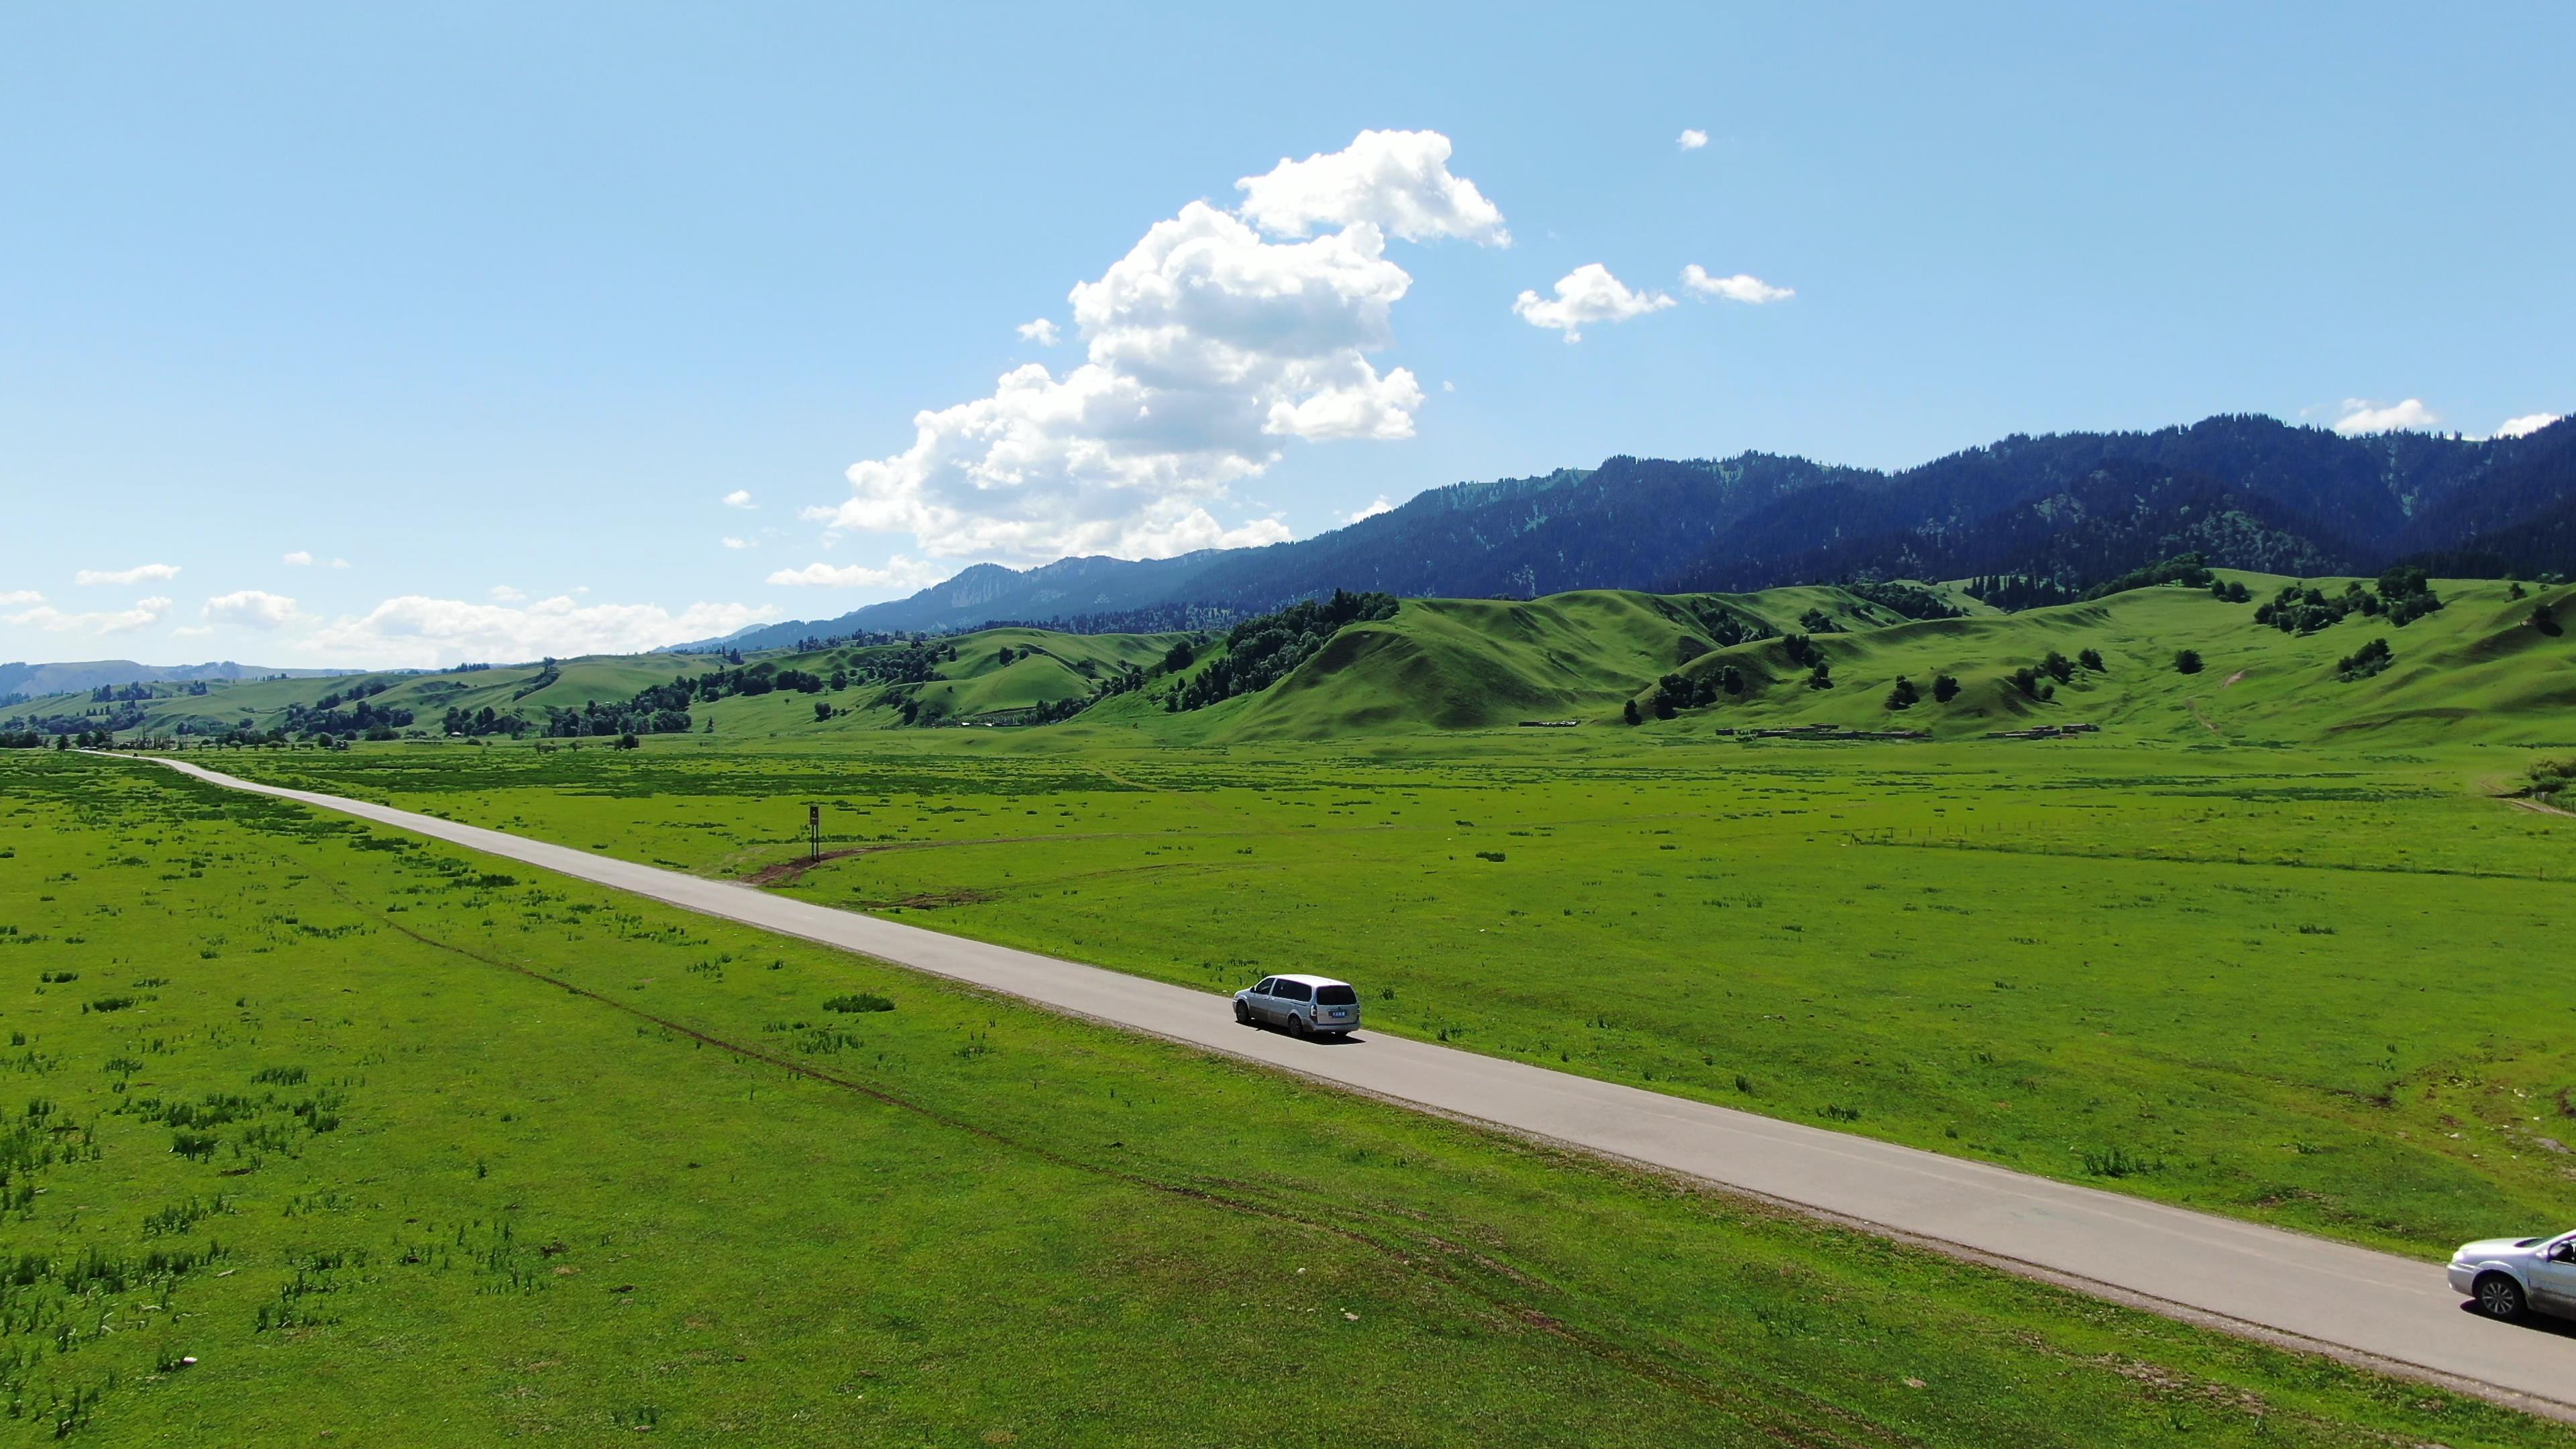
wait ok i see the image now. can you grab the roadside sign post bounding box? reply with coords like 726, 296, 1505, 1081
809, 804, 822, 862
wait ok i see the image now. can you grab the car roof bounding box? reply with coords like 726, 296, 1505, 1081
1271, 973, 1351, 987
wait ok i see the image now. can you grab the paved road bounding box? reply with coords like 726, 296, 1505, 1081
137, 754, 2576, 1414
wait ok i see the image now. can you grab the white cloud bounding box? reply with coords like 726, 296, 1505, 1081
765, 556, 947, 590
172, 625, 213, 639
818, 131, 1500, 563
203, 589, 301, 631
6, 596, 172, 635
1677, 128, 1709, 151
1016, 318, 1061, 347
75, 563, 181, 586
1344, 496, 1396, 523
2333, 397, 2440, 435
299, 596, 780, 669
1235, 129, 1509, 245
282, 549, 314, 566
2497, 411, 2563, 439
722, 536, 753, 550
329, 557, 350, 570
488, 584, 528, 603
0, 590, 41, 607
1512, 264, 1675, 341
722, 489, 755, 509
1680, 264, 1794, 304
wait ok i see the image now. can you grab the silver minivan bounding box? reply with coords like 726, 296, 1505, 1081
1233, 973, 1362, 1038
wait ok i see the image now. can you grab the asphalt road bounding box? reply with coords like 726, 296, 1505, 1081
138, 754, 2576, 1415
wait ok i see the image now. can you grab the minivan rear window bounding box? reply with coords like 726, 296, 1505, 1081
1315, 985, 1358, 1006
1279, 981, 1312, 1002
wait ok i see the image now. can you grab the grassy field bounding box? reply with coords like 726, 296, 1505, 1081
193, 726, 2576, 1264
10, 753, 2567, 1445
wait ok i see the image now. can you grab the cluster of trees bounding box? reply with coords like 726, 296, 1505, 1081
441, 705, 533, 738
1638, 665, 1748, 720
1885, 674, 1962, 709
2006, 647, 2108, 700
88, 682, 158, 703
1843, 581, 1964, 621
1797, 607, 1842, 634
2253, 568, 2444, 635
278, 696, 415, 741
1166, 590, 1399, 713
1962, 574, 2078, 611
537, 698, 692, 739
2337, 637, 2395, 682
2078, 551, 2214, 600
2208, 577, 2255, 602
981, 605, 1246, 636
1778, 633, 1833, 689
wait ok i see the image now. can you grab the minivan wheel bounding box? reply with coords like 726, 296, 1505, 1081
2475, 1273, 2527, 1321
1290, 1013, 1311, 1040
1234, 1000, 1252, 1025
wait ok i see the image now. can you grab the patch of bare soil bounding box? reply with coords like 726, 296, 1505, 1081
2220, 669, 2250, 688
741, 849, 872, 886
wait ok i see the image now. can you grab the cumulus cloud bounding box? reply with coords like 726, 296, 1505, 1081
1680, 264, 1794, 304
1016, 318, 1061, 347
2497, 411, 2563, 439
722, 537, 753, 550
1344, 496, 1397, 524
722, 489, 755, 509
203, 589, 300, 631
1234, 129, 1509, 245
282, 549, 314, 566
2333, 398, 2440, 435
0, 590, 41, 607
765, 557, 947, 590
6, 596, 172, 635
1677, 128, 1709, 150
1512, 264, 1675, 341
75, 563, 180, 586
817, 131, 1501, 562
488, 584, 527, 602
299, 596, 780, 669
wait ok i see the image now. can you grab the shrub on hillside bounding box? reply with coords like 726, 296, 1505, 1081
2173, 648, 2204, 675
1884, 676, 1920, 710
1932, 673, 1961, 703
2336, 638, 2394, 682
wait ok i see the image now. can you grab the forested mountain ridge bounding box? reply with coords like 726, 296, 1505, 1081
693, 411, 2573, 647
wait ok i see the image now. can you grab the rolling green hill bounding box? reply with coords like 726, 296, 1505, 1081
17, 574, 2571, 750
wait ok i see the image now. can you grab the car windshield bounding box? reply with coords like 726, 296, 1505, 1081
1316, 985, 1358, 1006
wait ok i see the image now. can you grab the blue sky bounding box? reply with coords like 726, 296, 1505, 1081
5, 2, 2570, 668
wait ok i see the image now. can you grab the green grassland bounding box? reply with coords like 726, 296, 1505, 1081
13, 755, 2565, 1446
195, 722, 2576, 1263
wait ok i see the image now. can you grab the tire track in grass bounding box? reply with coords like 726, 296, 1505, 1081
362, 902, 1918, 1449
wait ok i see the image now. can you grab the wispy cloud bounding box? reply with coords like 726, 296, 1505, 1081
282, 549, 314, 566
2332, 398, 2439, 435
6, 596, 173, 635
203, 589, 301, 630
722, 489, 755, 509
75, 563, 180, 586
1680, 264, 1794, 304
299, 596, 779, 668
1512, 264, 1674, 341
765, 557, 944, 590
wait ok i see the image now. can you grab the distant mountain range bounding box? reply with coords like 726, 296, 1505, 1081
0, 659, 354, 704
687, 412, 2574, 650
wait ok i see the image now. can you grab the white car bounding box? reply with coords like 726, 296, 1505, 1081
2449, 1229, 2576, 1320
1232, 974, 1361, 1038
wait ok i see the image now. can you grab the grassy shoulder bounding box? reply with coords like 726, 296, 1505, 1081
1, 750, 2568, 1446
186, 731, 2576, 1261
